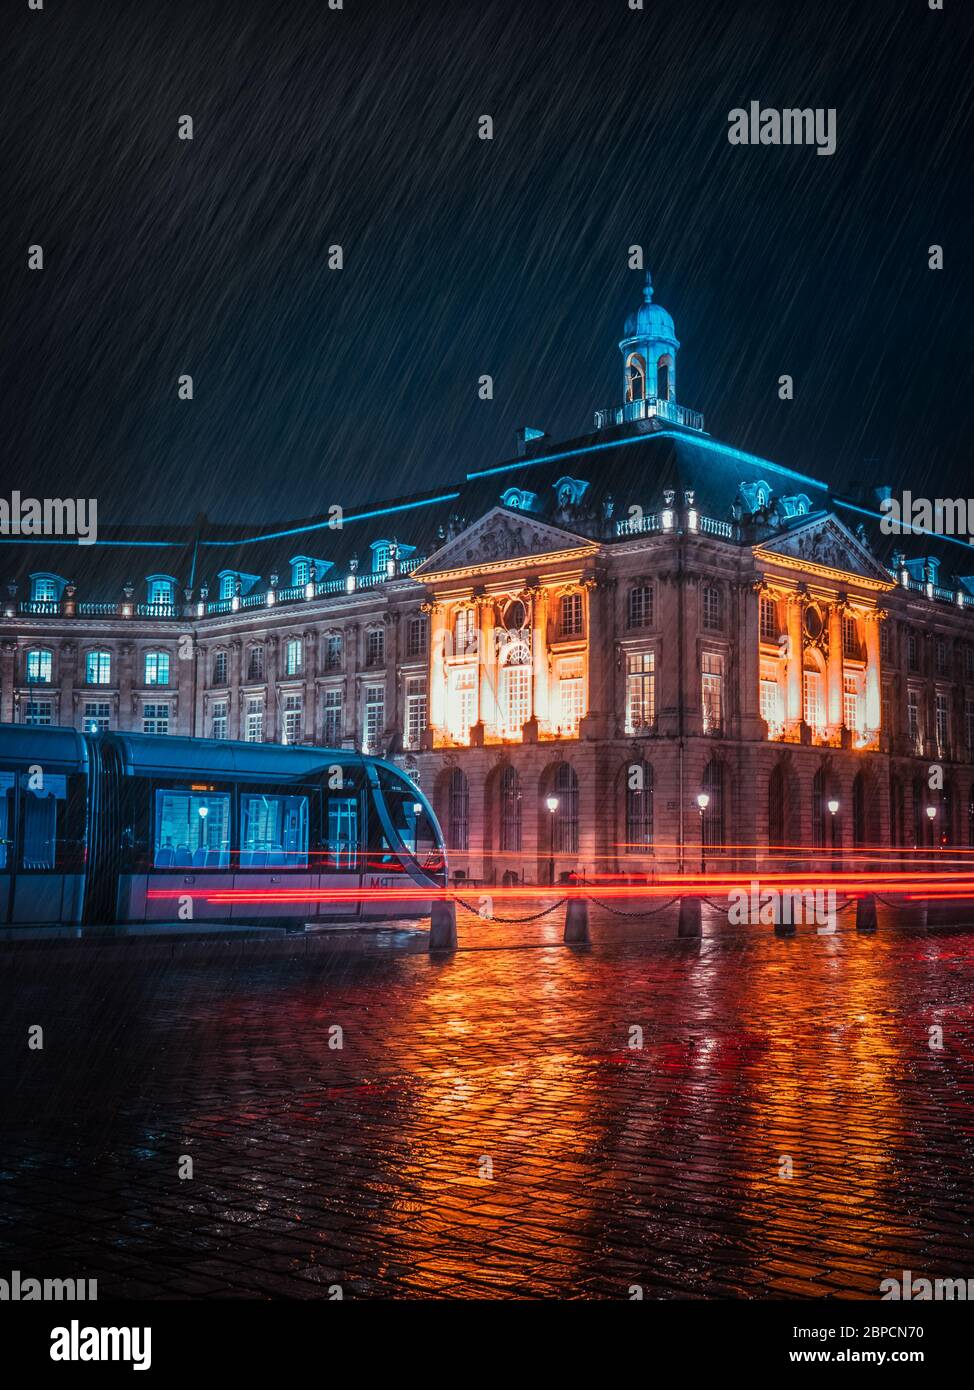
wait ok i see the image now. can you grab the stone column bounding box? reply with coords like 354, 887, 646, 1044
864, 611, 881, 738
785, 593, 803, 725
263, 635, 278, 742
303, 627, 317, 744
0, 640, 15, 723
426, 604, 447, 737
343, 622, 359, 745
383, 612, 398, 744
478, 596, 498, 734
827, 603, 844, 731
229, 639, 243, 739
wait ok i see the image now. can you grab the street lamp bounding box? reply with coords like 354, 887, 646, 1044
696, 792, 709, 874
926, 803, 937, 849
546, 795, 559, 886
827, 798, 839, 871
197, 803, 209, 849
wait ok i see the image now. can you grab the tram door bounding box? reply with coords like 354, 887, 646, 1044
314, 787, 362, 919
1, 770, 81, 924
231, 785, 315, 922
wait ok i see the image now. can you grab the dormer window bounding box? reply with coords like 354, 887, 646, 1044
500, 488, 538, 512
219, 573, 235, 601
29, 574, 64, 605
372, 542, 390, 574
146, 575, 177, 608
553, 476, 589, 509
292, 559, 310, 588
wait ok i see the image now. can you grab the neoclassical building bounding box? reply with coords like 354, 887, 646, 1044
4, 274, 973, 881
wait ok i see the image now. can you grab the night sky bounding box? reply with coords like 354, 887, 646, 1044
3, 0, 972, 527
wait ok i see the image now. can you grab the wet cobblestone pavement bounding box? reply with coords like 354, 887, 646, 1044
2, 911, 974, 1299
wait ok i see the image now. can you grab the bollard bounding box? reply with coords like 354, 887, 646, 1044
564, 895, 590, 943
855, 893, 877, 932
429, 898, 457, 952
678, 896, 702, 938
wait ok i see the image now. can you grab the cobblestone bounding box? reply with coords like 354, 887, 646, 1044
2, 913, 974, 1298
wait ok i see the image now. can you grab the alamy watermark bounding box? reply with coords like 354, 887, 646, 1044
881, 1269, 974, 1300
0, 492, 98, 545
0, 1268, 97, 1300
728, 102, 837, 157
727, 880, 837, 933
880, 491, 974, 544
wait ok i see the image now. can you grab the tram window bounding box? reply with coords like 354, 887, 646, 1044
240, 793, 308, 868
20, 773, 67, 870
0, 772, 13, 870
371, 766, 441, 869
325, 796, 359, 870
154, 790, 230, 869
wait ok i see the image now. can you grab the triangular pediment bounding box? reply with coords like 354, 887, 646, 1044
756, 513, 894, 586
413, 507, 597, 579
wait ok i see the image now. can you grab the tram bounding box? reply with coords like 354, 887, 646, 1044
0, 724, 446, 926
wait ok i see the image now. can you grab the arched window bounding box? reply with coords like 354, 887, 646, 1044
499, 642, 532, 738
499, 766, 522, 853
448, 768, 469, 853
812, 767, 828, 848
702, 759, 725, 851
852, 772, 867, 848
890, 775, 902, 847
625, 353, 646, 402
656, 355, 673, 401
553, 763, 579, 854
768, 764, 785, 848
912, 777, 924, 849
625, 762, 653, 852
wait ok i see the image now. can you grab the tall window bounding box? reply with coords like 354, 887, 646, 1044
907, 632, 919, 671
843, 674, 862, 734
83, 702, 111, 733
449, 768, 469, 852
702, 652, 724, 734
499, 644, 531, 738
247, 646, 264, 682
881, 682, 893, 740
283, 693, 303, 745
759, 596, 777, 641
966, 698, 974, 753
213, 651, 228, 685
627, 585, 653, 629
454, 608, 476, 655
768, 765, 785, 847
852, 772, 867, 848
701, 759, 725, 851
26, 649, 53, 684
803, 662, 825, 734
560, 592, 583, 637
935, 638, 948, 675
702, 585, 722, 630
656, 355, 672, 401
285, 638, 302, 676
880, 621, 891, 661
499, 766, 522, 853
324, 634, 342, 671
625, 762, 653, 852
842, 614, 860, 659
143, 702, 170, 735
908, 689, 922, 753
144, 651, 170, 686
365, 628, 385, 667
323, 689, 343, 745
246, 697, 264, 743
405, 677, 427, 750
760, 662, 782, 735
625, 652, 655, 733
210, 700, 228, 739
936, 692, 950, 755
85, 650, 112, 685
812, 767, 828, 849
405, 614, 428, 659
449, 668, 478, 742
557, 658, 584, 735
363, 685, 384, 751
552, 763, 579, 854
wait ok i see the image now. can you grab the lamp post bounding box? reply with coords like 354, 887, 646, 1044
827, 798, 839, 872
926, 803, 937, 850
197, 802, 209, 850
696, 792, 709, 874
545, 795, 559, 886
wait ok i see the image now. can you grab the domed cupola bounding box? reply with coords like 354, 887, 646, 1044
620, 271, 680, 406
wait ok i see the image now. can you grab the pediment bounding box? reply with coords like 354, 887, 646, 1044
413, 507, 596, 579
756, 514, 894, 587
